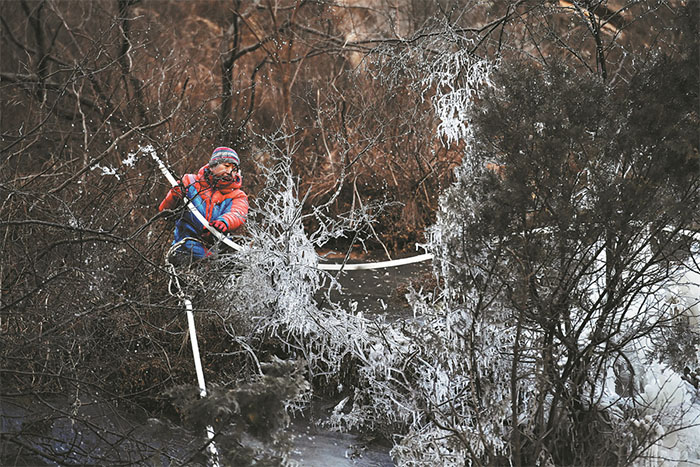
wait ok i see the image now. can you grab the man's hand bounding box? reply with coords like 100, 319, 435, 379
210, 220, 228, 233
202, 220, 228, 240
158, 180, 187, 212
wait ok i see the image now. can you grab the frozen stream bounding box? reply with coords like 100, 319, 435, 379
290, 416, 394, 466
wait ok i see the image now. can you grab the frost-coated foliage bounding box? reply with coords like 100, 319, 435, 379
375, 22, 494, 153
364, 21, 493, 153
423, 47, 493, 150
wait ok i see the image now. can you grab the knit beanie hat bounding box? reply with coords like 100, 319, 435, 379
209, 147, 240, 167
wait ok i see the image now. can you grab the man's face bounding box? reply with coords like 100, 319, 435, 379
210, 161, 239, 177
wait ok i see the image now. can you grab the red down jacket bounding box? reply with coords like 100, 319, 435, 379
159, 165, 248, 258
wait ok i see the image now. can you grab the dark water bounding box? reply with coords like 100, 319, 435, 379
1, 256, 432, 466
1, 393, 394, 466
326, 258, 434, 318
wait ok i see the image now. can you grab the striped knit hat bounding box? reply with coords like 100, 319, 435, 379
209, 146, 240, 167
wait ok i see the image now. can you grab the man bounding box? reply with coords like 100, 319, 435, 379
159, 146, 249, 265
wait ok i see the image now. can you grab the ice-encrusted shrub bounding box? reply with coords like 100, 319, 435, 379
210, 149, 389, 390
422, 46, 493, 150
